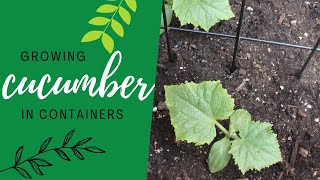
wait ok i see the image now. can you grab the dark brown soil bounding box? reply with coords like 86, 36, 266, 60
148, 0, 320, 180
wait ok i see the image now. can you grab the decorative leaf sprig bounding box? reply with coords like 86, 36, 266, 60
0, 130, 106, 179
81, 0, 137, 53
164, 81, 282, 174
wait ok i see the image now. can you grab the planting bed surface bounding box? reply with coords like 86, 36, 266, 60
148, 0, 320, 180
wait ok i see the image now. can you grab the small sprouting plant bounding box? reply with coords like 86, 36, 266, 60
161, 0, 234, 33
164, 81, 282, 174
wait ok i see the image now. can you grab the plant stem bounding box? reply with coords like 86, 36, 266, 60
214, 121, 229, 135
214, 120, 239, 139
229, 132, 240, 139
0, 167, 13, 173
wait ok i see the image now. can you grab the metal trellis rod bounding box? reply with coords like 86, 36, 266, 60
231, 0, 246, 72
162, 0, 173, 62
161, 0, 320, 79
295, 37, 320, 79
164, 27, 320, 51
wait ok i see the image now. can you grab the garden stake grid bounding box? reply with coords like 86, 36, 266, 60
161, 0, 320, 78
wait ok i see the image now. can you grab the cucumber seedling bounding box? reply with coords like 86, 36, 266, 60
164, 81, 282, 174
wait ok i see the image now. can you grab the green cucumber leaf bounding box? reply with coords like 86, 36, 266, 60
172, 0, 234, 31
164, 81, 234, 145
229, 109, 251, 134
160, 4, 173, 35
229, 121, 282, 174
208, 137, 231, 173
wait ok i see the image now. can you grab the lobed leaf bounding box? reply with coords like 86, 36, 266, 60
119, 7, 131, 25
229, 121, 282, 174
210, 82, 235, 120
89, 17, 111, 26
81, 31, 103, 43
172, 0, 234, 31
208, 137, 231, 173
164, 81, 234, 145
97, 4, 118, 13
111, 19, 124, 37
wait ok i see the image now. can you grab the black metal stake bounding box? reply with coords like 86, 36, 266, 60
230, 0, 246, 72
296, 37, 320, 79
162, 0, 173, 62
